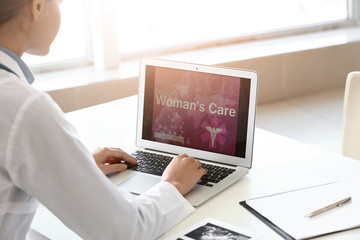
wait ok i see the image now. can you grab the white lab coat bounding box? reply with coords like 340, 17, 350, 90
0, 48, 194, 240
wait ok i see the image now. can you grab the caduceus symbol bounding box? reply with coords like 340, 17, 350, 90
205, 127, 223, 147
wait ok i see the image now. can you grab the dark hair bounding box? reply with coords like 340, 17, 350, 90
0, 0, 32, 25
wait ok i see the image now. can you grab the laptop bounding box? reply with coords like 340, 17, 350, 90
111, 58, 258, 206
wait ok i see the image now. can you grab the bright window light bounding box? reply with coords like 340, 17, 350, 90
23, 0, 352, 71
23, 0, 88, 67
116, 0, 348, 55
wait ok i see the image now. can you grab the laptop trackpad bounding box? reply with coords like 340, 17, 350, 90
117, 174, 160, 195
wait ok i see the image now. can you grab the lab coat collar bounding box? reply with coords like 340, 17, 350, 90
0, 46, 34, 84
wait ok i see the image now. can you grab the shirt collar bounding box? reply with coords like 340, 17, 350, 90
0, 46, 34, 84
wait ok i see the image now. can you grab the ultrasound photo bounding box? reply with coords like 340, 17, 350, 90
184, 222, 251, 240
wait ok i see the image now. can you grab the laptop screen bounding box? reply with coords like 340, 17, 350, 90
137, 59, 257, 168
141, 65, 251, 159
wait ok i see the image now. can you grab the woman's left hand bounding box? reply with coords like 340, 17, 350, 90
92, 147, 137, 175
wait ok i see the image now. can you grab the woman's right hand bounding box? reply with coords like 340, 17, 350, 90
161, 154, 207, 195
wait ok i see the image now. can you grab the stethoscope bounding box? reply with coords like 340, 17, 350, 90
0, 63, 19, 77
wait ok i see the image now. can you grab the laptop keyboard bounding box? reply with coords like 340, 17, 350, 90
125, 151, 236, 187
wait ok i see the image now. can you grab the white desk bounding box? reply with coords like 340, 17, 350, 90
31, 95, 360, 239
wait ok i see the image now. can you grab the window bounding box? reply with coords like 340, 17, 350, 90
26, 0, 357, 71
116, 0, 350, 56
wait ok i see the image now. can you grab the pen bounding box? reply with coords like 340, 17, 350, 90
305, 196, 352, 217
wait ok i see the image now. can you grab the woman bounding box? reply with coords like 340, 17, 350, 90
0, 0, 207, 239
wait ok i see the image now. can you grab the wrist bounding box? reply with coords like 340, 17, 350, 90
162, 180, 184, 195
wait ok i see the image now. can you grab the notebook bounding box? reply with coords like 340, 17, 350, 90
111, 58, 258, 206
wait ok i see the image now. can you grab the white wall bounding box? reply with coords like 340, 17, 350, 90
222, 41, 360, 103
47, 41, 360, 112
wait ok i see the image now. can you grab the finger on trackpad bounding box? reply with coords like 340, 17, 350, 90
117, 174, 160, 194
